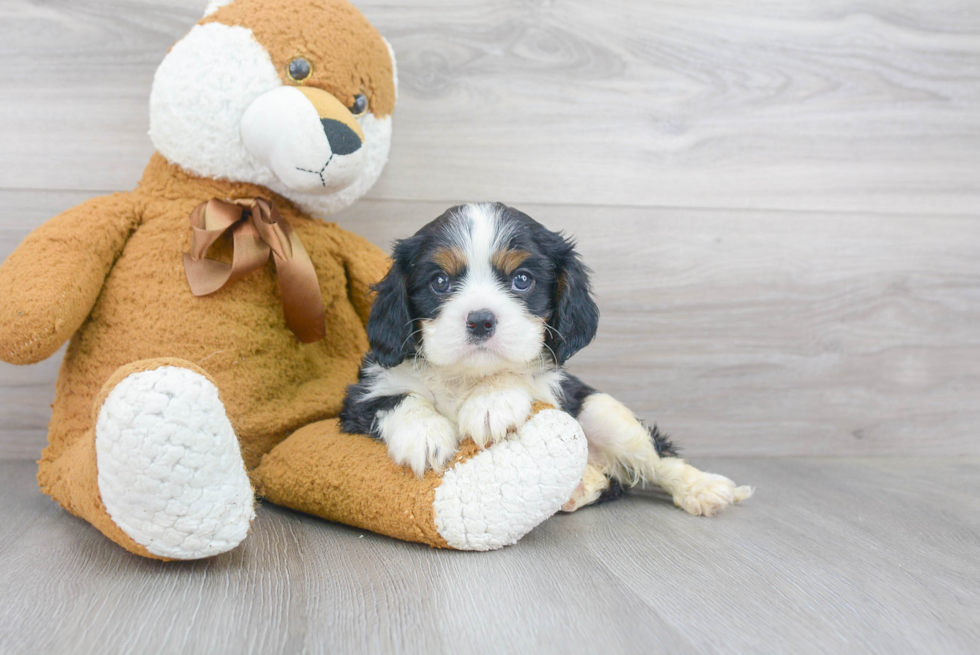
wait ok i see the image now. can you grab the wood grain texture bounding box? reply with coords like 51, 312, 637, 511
0, 0, 978, 214
2, 0, 979, 459
3, 194, 979, 458
1, 457, 978, 655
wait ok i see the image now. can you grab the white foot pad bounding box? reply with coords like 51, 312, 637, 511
95, 366, 255, 559
433, 409, 588, 551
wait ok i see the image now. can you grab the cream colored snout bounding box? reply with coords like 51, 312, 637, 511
241, 86, 366, 194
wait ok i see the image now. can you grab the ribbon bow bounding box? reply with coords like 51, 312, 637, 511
183, 197, 326, 343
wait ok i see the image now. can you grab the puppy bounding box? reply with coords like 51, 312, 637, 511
341, 203, 752, 516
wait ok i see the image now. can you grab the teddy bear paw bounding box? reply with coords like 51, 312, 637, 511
432, 408, 588, 550
94, 366, 255, 559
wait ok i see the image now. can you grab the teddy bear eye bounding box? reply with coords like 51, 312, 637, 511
349, 94, 368, 117
287, 57, 312, 83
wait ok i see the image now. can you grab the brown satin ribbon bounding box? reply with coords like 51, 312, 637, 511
183, 197, 326, 343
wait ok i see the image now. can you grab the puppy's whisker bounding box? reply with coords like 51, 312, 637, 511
544, 323, 567, 344
542, 341, 560, 368
411, 348, 431, 376
400, 328, 423, 352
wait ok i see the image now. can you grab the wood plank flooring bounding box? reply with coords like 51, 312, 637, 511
1, 456, 978, 655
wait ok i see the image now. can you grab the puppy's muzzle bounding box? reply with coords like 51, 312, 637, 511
466, 309, 497, 341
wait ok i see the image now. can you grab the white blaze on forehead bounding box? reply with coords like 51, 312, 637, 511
450, 203, 514, 286
447, 203, 514, 312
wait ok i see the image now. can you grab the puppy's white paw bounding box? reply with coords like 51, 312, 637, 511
672, 468, 753, 517
458, 386, 533, 448
561, 463, 610, 513
378, 395, 459, 476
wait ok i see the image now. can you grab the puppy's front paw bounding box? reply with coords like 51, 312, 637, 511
458, 386, 533, 448
672, 469, 754, 517
379, 396, 459, 477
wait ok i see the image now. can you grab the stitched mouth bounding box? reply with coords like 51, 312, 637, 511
295, 154, 335, 187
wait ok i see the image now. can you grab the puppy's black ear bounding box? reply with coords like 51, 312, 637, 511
366, 240, 417, 368
547, 237, 599, 365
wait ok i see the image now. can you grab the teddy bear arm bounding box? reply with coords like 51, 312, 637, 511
252, 405, 589, 551
0, 192, 140, 365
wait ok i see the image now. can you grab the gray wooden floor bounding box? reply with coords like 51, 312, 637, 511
2, 457, 978, 655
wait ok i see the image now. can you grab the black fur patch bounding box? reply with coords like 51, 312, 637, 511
541, 241, 599, 364
557, 373, 597, 417
597, 478, 626, 504
647, 423, 678, 458
339, 357, 407, 438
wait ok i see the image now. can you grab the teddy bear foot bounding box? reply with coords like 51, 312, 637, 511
432, 408, 589, 550
95, 365, 255, 559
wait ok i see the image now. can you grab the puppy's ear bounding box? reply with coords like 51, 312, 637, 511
366, 240, 417, 367
547, 237, 599, 365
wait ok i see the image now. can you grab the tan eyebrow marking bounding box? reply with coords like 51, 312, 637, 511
431, 247, 467, 276
492, 249, 531, 275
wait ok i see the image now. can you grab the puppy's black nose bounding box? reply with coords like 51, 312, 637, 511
466, 310, 496, 340
320, 118, 362, 156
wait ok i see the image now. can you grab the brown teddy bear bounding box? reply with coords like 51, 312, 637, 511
0, 0, 589, 559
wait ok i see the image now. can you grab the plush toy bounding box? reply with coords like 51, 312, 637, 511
0, 0, 588, 559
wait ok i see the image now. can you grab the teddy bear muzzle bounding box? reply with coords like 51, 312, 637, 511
240, 85, 367, 194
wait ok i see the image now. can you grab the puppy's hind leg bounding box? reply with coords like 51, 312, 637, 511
575, 393, 753, 516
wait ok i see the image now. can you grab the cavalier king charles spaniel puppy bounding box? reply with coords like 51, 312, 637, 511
341, 203, 752, 515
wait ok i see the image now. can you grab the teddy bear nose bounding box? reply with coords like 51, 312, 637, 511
320, 118, 362, 156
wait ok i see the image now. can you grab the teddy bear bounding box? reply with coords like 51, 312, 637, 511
0, 0, 589, 559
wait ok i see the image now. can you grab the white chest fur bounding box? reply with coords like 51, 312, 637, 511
361, 360, 565, 426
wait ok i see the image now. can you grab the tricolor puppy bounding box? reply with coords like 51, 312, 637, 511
341, 203, 752, 516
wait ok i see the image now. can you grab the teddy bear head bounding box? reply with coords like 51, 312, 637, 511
149, 0, 397, 217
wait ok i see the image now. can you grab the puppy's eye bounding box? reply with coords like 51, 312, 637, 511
287, 57, 312, 83
512, 272, 534, 292
349, 93, 368, 117
431, 273, 452, 294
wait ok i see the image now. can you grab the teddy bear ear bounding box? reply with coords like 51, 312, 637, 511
203, 0, 235, 17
